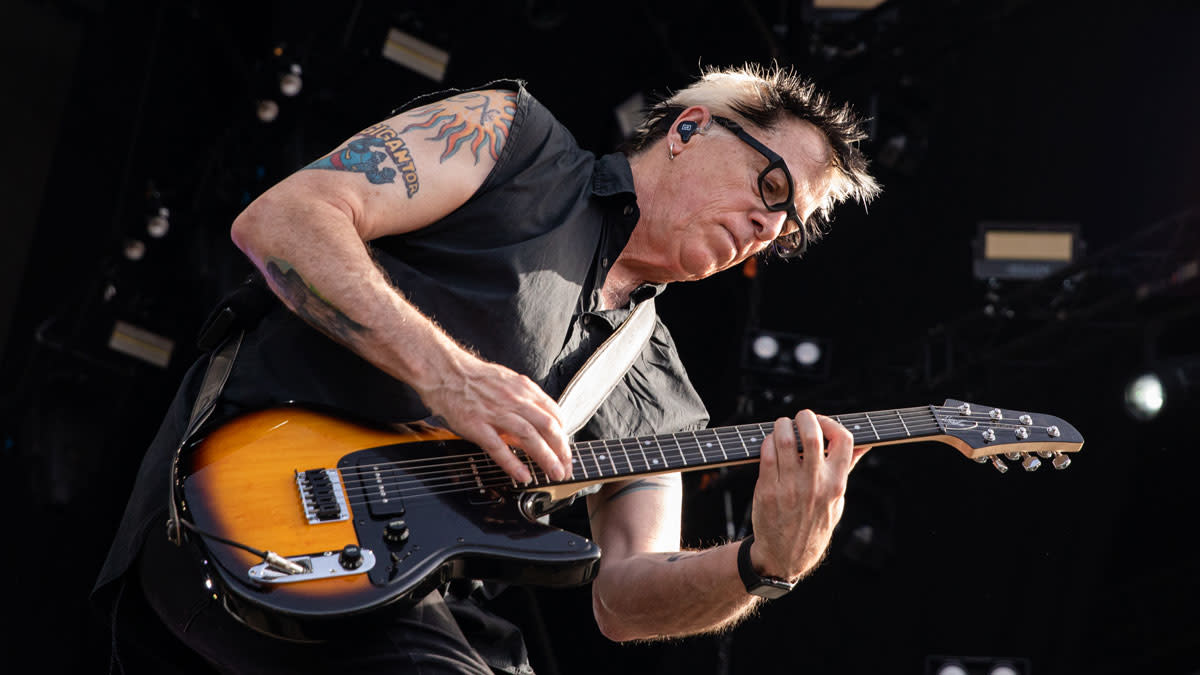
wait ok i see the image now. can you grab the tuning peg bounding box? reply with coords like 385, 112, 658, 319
981, 428, 996, 443
991, 457, 1009, 474
990, 408, 1004, 420
1046, 425, 1061, 438
1004, 452, 1022, 460
1014, 426, 1029, 440
1036, 450, 1054, 459
1021, 454, 1042, 472
1052, 452, 1072, 470
1019, 414, 1033, 425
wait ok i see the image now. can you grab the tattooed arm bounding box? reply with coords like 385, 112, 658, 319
230, 90, 571, 484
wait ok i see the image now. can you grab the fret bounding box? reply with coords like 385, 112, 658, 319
599, 439, 619, 476
634, 436, 653, 473
708, 429, 729, 461
641, 437, 667, 471
609, 438, 634, 477
654, 434, 686, 468
690, 430, 708, 464
587, 443, 605, 478
864, 413, 881, 441
895, 409, 910, 437
731, 426, 752, 459
574, 446, 588, 480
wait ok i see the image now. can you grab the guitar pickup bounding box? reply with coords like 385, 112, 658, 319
296, 468, 350, 524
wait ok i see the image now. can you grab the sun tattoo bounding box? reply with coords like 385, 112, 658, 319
401, 91, 517, 163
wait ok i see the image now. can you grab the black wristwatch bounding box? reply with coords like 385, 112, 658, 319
737, 535, 796, 599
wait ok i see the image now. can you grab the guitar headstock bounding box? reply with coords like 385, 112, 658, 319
936, 399, 1084, 473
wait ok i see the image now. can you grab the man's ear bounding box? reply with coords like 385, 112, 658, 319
667, 106, 711, 155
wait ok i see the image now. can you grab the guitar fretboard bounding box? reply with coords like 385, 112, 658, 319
543, 406, 941, 485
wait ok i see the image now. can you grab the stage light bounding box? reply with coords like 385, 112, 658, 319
935, 665, 967, 675
279, 64, 302, 97
123, 239, 146, 261
794, 339, 822, 367
1125, 372, 1165, 421
743, 330, 831, 380
752, 334, 780, 360
256, 99, 279, 123
1123, 356, 1199, 423
146, 207, 169, 238
989, 666, 1019, 675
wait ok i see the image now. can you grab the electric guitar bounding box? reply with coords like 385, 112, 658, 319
174, 399, 1083, 641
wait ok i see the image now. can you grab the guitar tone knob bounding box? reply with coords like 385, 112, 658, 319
1022, 454, 1042, 472
1052, 452, 1072, 470
339, 545, 364, 570
384, 519, 411, 545
991, 457, 1009, 474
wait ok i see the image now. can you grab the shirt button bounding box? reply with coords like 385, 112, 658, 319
622, 205, 634, 217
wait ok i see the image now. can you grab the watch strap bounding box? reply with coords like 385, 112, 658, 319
737, 534, 796, 599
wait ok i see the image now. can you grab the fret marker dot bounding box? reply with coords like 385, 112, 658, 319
854, 424, 861, 430
598, 455, 606, 461
644, 441, 651, 446
706, 443, 713, 448
652, 459, 660, 465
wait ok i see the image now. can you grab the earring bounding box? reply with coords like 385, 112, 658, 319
668, 142, 676, 161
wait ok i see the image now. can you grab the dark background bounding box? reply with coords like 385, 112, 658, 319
2, 0, 1198, 673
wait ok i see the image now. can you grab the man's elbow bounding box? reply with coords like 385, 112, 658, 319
591, 580, 656, 643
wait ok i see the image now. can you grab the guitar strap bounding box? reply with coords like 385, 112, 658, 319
557, 297, 657, 437
166, 325, 243, 546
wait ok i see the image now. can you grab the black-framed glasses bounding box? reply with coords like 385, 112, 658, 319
710, 115, 808, 256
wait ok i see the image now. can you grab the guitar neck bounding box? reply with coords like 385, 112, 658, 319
544, 405, 942, 490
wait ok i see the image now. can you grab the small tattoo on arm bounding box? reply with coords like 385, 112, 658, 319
303, 122, 421, 197
666, 549, 709, 563
265, 257, 367, 340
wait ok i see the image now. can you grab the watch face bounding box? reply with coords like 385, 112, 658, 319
748, 580, 793, 599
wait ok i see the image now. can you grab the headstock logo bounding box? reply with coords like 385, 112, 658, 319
939, 415, 978, 430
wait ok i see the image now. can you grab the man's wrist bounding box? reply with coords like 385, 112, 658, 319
737, 535, 796, 599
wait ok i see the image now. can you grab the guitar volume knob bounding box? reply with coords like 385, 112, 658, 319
339, 545, 364, 570
384, 519, 411, 545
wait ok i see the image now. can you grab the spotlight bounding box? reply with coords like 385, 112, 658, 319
123, 239, 146, 261
256, 99, 279, 123
279, 64, 302, 97
752, 334, 780, 360
794, 339, 822, 367
1124, 372, 1165, 422
936, 665, 967, 675
743, 330, 831, 380
1123, 356, 1199, 423
146, 207, 170, 238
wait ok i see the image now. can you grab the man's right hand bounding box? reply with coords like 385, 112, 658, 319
416, 348, 571, 484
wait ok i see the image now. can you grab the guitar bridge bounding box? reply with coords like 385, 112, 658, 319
296, 468, 350, 524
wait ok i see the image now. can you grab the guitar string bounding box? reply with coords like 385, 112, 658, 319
324, 407, 1047, 484
322, 421, 1064, 505
326, 417, 1057, 496
326, 414, 1055, 493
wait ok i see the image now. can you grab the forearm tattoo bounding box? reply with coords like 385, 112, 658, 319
265, 256, 367, 341
588, 477, 672, 519
400, 91, 517, 163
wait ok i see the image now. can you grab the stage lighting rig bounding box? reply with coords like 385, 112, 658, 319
1124, 355, 1199, 423
743, 329, 832, 382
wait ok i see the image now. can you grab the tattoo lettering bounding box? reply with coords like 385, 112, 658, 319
401, 91, 517, 163
265, 257, 367, 340
304, 123, 420, 197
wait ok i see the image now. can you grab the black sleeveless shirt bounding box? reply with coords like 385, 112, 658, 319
93, 79, 709, 602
